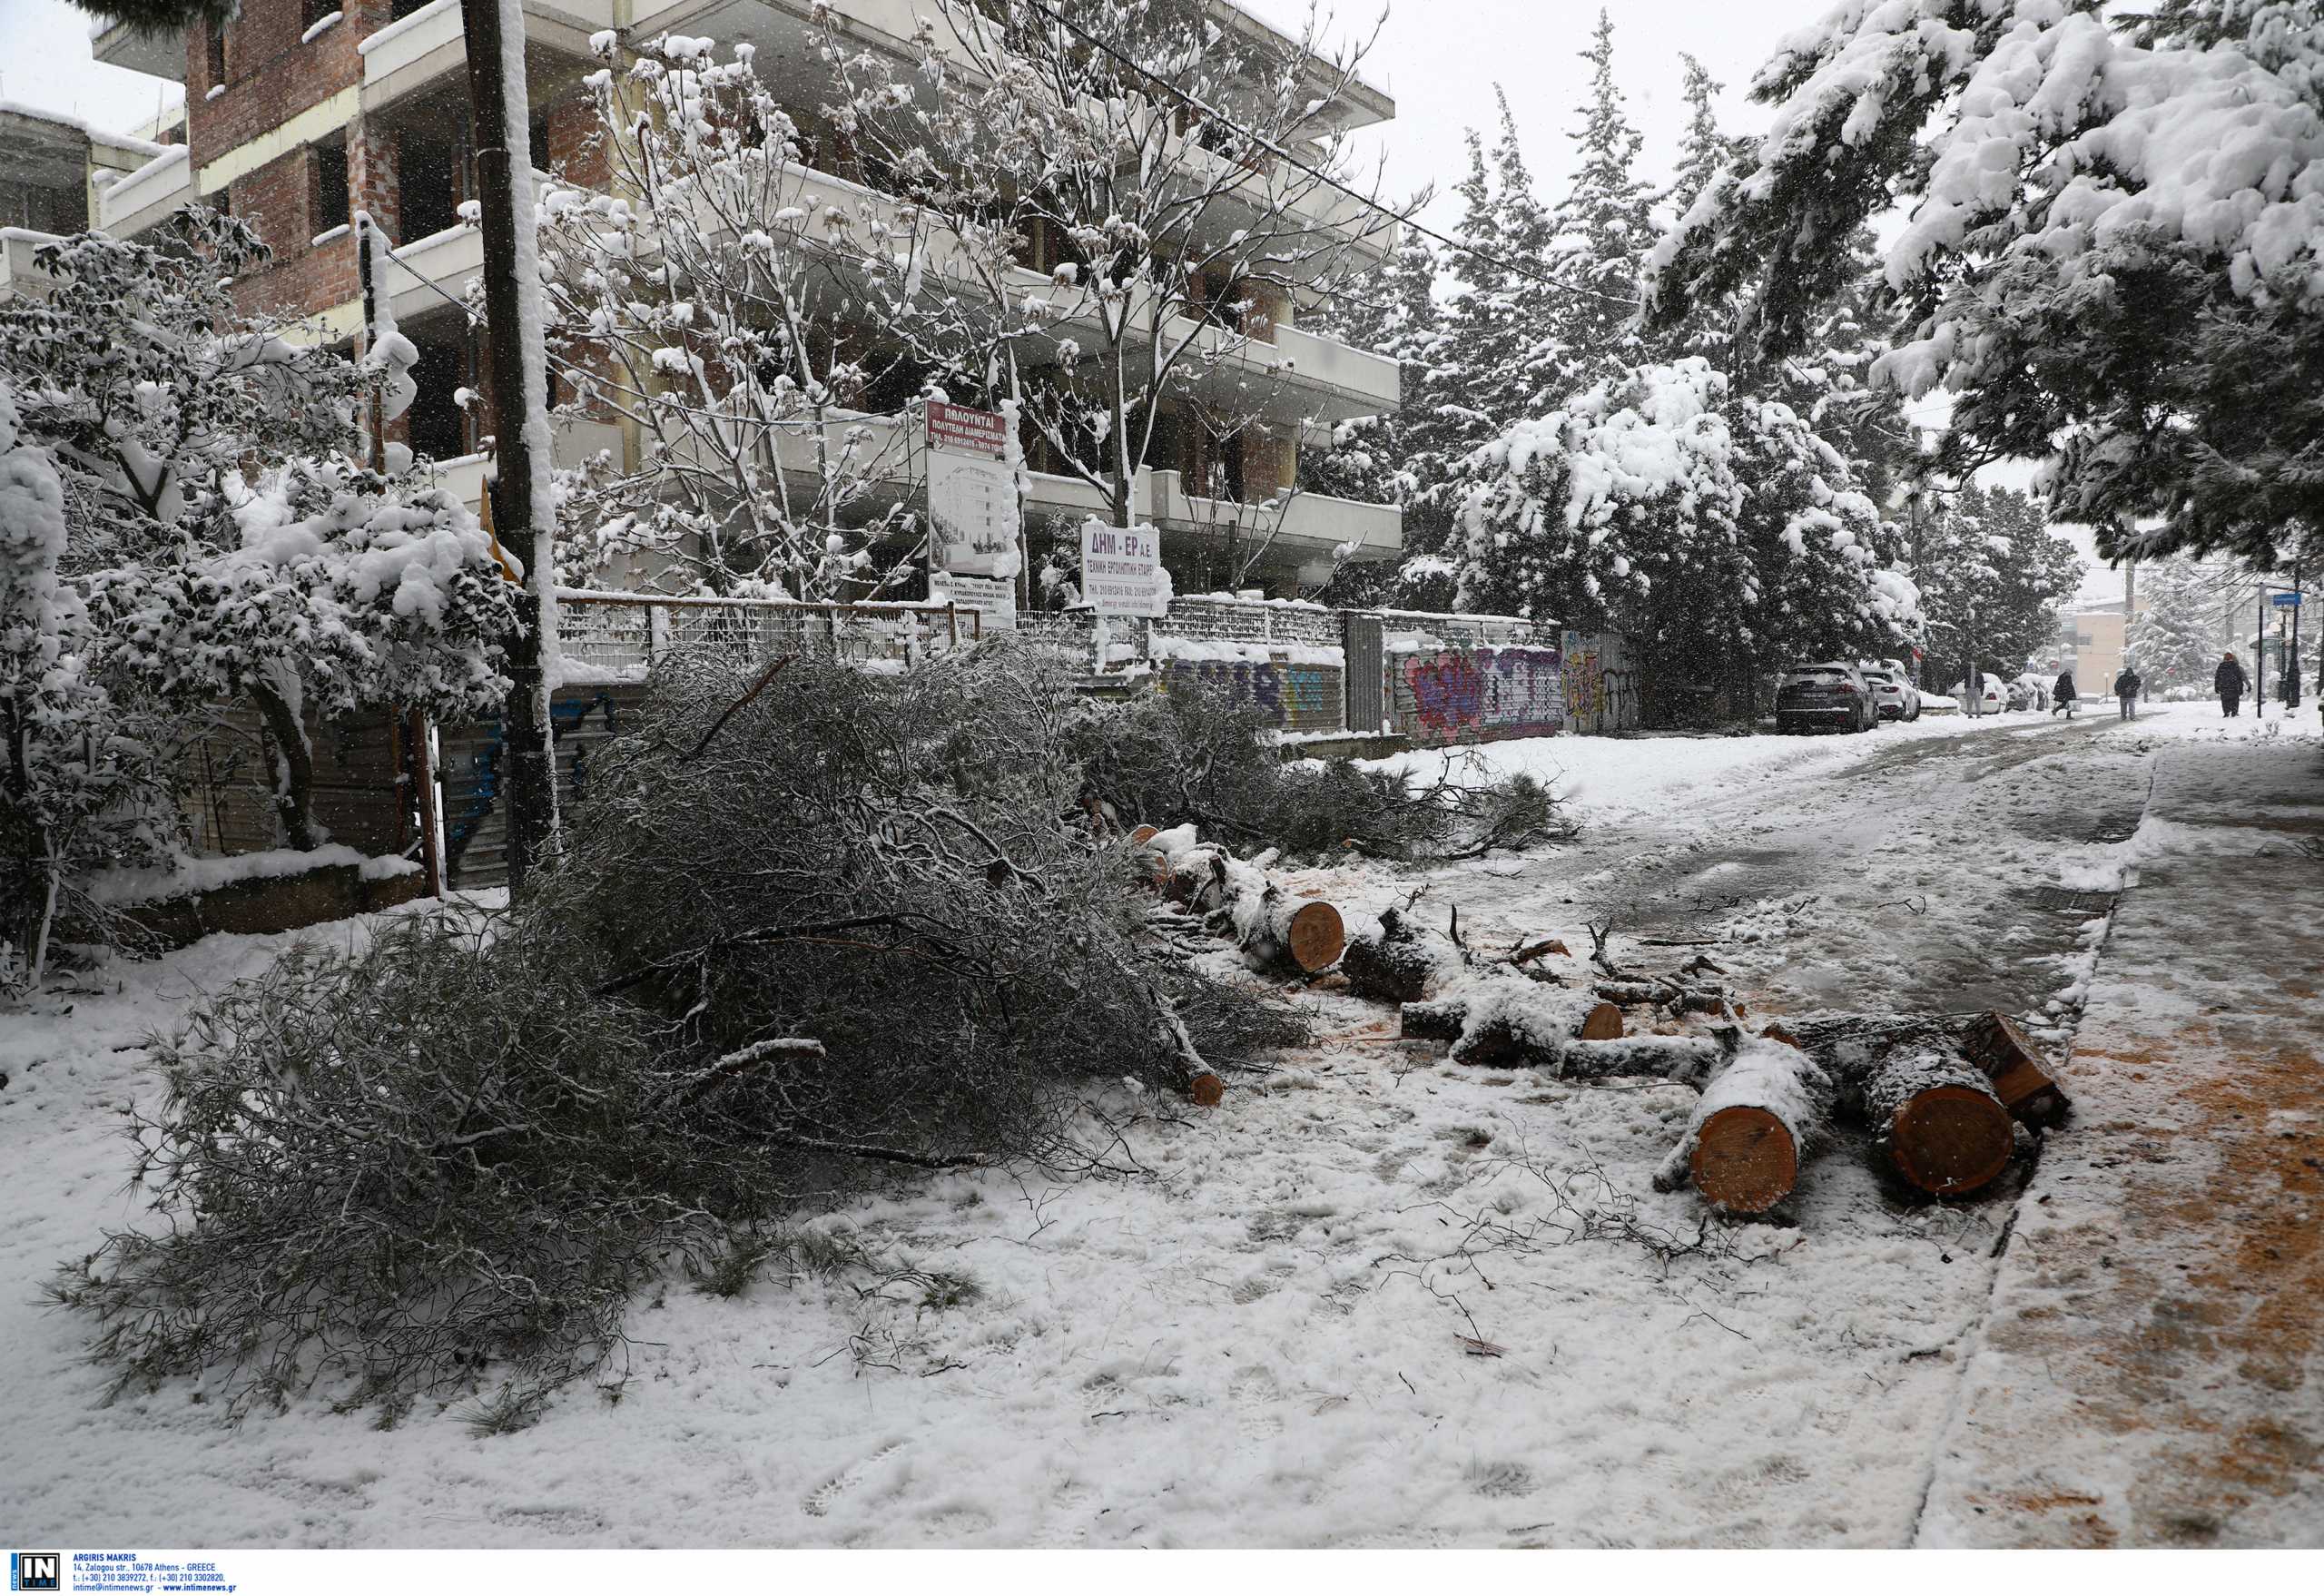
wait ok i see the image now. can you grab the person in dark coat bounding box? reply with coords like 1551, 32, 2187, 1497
2113, 665, 2142, 719
2216, 651, 2247, 716
2052, 668, 2078, 716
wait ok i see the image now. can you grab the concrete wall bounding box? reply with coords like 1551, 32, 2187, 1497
1390, 645, 1567, 746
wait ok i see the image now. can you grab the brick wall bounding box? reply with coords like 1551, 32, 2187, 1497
192, 0, 384, 159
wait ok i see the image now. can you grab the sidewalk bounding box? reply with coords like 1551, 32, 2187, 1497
1918, 732, 2324, 1546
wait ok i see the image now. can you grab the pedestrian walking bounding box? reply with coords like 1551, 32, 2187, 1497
2216, 651, 2247, 717
2052, 668, 2079, 717
2113, 665, 2141, 720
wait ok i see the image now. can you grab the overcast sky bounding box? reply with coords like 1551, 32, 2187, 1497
0, 0, 2119, 600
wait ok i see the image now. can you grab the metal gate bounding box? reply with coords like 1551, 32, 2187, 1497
1343, 611, 1386, 734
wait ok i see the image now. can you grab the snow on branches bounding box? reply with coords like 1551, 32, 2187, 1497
1459, 356, 1918, 712
0, 211, 517, 866
536, 32, 921, 597
1648, 0, 2324, 566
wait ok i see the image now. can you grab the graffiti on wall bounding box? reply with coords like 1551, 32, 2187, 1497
1161, 659, 1341, 731
1400, 645, 1564, 744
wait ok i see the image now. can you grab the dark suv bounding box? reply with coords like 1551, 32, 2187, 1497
1776, 662, 1876, 734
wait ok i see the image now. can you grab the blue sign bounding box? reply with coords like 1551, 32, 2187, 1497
2272, 591, 2303, 606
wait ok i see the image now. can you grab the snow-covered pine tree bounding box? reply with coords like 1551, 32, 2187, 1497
2128, 559, 2244, 695
1909, 485, 2083, 695
1646, 0, 2324, 572
1400, 99, 1578, 608
1551, 11, 1657, 384
1298, 226, 1443, 604
0, 213, 517, 855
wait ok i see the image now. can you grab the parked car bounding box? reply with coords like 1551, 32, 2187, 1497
1954, 673, 2009, 715
1777, 662, 1877, 733
1858, 662, 1921, 722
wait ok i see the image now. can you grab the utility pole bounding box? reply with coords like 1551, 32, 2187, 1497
458, 0, 560, 891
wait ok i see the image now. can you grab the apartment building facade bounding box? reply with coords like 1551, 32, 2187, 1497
72, 0, 1405, 596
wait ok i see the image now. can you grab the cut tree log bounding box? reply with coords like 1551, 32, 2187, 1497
1342, 905, 1469, 1003
1554, 1034, 1730, 1089
1852, 1049, 2016, 1196
1960, 1011, 2073, 1128
1147, 832, 1346, 974
1400, 980, 1623, 1066
1654, 1038, 1837, 1214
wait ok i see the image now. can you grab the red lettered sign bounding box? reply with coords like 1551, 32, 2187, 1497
927, 401, 1009, 458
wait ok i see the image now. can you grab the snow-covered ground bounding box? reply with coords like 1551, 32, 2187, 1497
1, 703, 2309, 1547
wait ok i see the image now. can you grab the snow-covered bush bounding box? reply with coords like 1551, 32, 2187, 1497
91, 459, 517, 849
53, 640, 1305, 1421
1068, 682, 1571, 863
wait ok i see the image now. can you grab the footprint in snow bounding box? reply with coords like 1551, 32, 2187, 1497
802, 1438, 909, 1518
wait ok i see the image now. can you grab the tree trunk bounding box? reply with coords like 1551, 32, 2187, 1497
248, 679, 320, 851
1851, 1048, 2016, 1197
1341, 905, 1467, 1003
1959, 1010, 2072, 1128
1654, 1038, 1836, 1215
1150, 832, 1345, 973
1400, 980, 1624, 1066
1553, 1033, 1729, 1089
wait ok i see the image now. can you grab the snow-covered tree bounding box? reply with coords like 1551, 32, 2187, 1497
1647, 0, 2324, 572
0, 214, 517, 855
1551, 11, 1657, 382
2127, 558, 2240, 694
1910, 485, 2083, 695
0, 381, 171, 991
1458, 357, 1920, 720
538, 34, 927, 597
823, 0, 1403, 585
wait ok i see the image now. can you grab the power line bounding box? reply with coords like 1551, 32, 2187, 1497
1008, 0, 1636, 310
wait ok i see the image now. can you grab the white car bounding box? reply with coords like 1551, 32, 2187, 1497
1955, 673, 2009, 715
1858, 663, 1921, 722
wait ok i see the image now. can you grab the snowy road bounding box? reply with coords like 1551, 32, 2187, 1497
1, 704, 2304, 1547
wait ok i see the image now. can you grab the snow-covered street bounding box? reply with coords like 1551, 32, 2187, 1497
8, 702, 2304, 1549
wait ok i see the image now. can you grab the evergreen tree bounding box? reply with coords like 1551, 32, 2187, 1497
1551, 11, 1657, 381
2127, 559, 2239, 695
1668, 54, 1733, 221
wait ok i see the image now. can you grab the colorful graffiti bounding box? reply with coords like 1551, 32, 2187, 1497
1399, 645, 1564, 745
1161, 659, 1341, 732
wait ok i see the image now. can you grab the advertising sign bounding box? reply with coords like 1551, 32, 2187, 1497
1080, 521, 1167, 618
926, 403, 1019, 578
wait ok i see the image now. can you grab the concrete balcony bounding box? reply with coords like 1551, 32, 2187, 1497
359, 0, 615, 113
415, 417, 626, 510
377, 219, 484, 319
635, 407, 1399, 562
94, 146, 195, 241
1147, 469, 1401, 563
92, 17, 187, 83
0, 229, 63, 300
